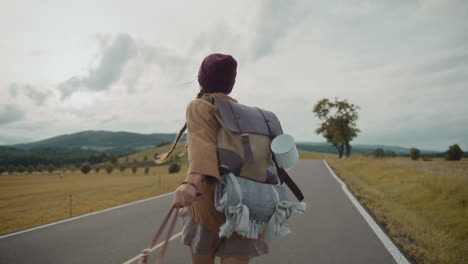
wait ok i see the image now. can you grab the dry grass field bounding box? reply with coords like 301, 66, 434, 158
327, 155, 468, 264
0, 144, 187, 235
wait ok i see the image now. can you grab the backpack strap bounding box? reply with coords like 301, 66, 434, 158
255, 107, 305, 202
227, 101, 255, 164
214, 97, 255, 164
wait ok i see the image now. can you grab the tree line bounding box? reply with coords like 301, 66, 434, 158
0, 153, 182, 175
0, 147, 118, 168
371, 144, 464, 161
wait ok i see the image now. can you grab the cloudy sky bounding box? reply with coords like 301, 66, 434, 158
1, 0, 467, 151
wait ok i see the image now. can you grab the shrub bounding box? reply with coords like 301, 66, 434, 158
422, 156, 432, 161
0, 166, 5, 174
385, 151, 396, 158
36, 164, 45, 172
168, 163, 181, 174
410, 148, 420, 160
119, 164, 126, 173
143, 156, 148, 161
80, 163, 91, 174
94, 167, 101, 173
445, 144, 463, 161
105, 162, 114, 174
373, 148, 385, 158
47, 164, 55, 173
7, 165, 16, 173
17, 165, 25, 173
26, 165, 34, 173
144, 167, 150, 174
131, 166, 138, 174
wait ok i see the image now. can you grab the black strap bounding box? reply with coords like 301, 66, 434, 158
276, 165, 304, 201
255, 107, 304, 202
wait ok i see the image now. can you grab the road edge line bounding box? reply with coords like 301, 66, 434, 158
0, 192, 174, 239
322, 159, 411, 264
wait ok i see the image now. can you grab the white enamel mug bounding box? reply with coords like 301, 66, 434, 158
271, 134, 299, 169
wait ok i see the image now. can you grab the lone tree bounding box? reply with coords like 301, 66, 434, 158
131, 166, 138, 174
445, 144, 463, 161
313, 98, 360, 158
410, 148, 420, 161
80, 163, 91, 174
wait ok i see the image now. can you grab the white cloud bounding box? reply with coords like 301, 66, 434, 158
0, 0, 467, 151
0, 104, 25, 125
330, 0, 374, 17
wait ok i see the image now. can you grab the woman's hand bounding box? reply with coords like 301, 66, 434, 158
173, 173, 204, 208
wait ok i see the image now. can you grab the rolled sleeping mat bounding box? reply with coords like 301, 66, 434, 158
271, 134, 299, 169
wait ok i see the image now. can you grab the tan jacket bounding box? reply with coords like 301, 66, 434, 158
185, 92, 237, 234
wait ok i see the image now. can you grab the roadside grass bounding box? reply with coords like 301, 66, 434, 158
327, 155, 468, 264
298, 150, 329, 160
0, 144, 186, 235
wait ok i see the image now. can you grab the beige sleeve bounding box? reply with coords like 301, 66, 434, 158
186, 99, 220, 180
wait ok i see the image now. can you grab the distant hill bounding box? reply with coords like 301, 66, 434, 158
296, 142, 440, 155
0, 131, 185, 168
13, 130, 185, 152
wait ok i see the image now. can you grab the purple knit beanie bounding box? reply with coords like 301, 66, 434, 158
198, 53, 237, 94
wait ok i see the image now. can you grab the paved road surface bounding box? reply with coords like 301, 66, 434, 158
0, 160, 407, 264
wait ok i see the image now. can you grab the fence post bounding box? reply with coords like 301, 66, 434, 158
69, 193, 73, 217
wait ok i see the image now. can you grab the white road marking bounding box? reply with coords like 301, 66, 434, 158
323, 160, 411, 264
122, 232, 182, 264
0, 192, 174, 239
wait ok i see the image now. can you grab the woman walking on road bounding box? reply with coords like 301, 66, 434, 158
158, 53, 268, 264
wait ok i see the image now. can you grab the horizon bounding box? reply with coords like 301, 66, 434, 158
1, 129, 454, 152
1, 0, 467, 151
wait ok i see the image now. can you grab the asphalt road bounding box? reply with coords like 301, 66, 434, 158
0, 160, 407, 264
